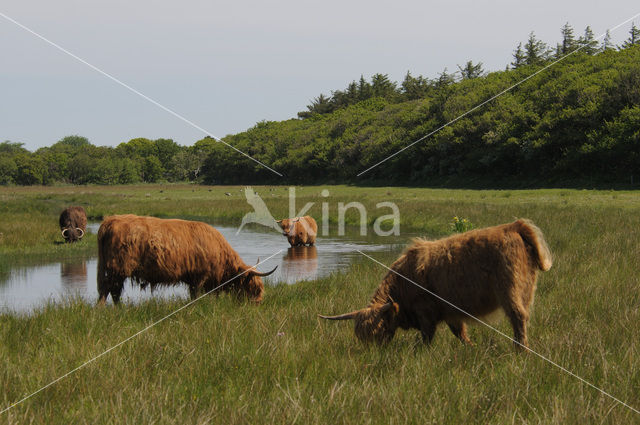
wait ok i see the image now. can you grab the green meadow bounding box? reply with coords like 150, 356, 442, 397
1, 184, 639, 424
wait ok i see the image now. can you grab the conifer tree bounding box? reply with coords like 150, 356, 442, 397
457, 61, 485, 79
578, 26, 598, 55
621, 23, 640, 48
524, 32, 548, 65
357, 75, 372, 100
370, 73, 397, 98
511, 42, 526, 68
401, 71, 431, 100
560, 22, 577, 54
435, 68, 455, 88
601, 29, 614, 51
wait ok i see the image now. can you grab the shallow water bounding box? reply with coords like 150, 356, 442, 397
0, 223, 415, 313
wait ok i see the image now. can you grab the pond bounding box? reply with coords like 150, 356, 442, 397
0, 223, 418, 313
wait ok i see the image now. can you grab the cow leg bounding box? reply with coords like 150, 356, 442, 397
188, 285, 198, 299
188, 279, 206, 300
97, 287, 109, 306
109, 279, 125, 305
420, 323, 437, 344
447, 320, 472, 345
416, 314, 437, 344
503, 303, 529, 350
97, 271, 124, 305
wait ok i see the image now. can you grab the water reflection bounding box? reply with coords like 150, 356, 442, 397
60, 261, 87, 289
281, 246, 318, 282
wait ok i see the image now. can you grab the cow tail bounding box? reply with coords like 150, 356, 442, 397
514, 219, 552, 271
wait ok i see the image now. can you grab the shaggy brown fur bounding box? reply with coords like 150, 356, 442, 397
320, 219, 552, 350
277, 216, 318, 246
59, 206, 87, 243
97, 215, 276, 304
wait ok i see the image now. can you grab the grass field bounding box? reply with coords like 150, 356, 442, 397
1, 184, 640, 423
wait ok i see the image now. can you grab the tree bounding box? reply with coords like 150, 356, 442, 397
357, 75, 372, 100
435, 68, 455, 88
601, 30, 615, 51
68, 153, 94, 184
621, 23, 640, 49
0, 156, 17, 184
142, 156, 163, 182
578, 26, 598, 55
153, 138, 180, 170
457, 61, 485, 79
401, 71, 431, 99
13, 154, 45, 185
117, 138, 156, 158
370, 73, 397, 98
560, 22, 577, 55
298, 94, 333, 118
37, 150, 69, 184
511, 42, 526, 68
57, 135, 90, 149
169, 150, 207, 181
524, 32, 548, 65
331, 81, 359, 108
119, 158, 141, 184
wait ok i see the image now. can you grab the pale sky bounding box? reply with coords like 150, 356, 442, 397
1, 0, 638, 151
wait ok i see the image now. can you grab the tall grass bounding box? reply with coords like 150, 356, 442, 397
1, 185, 640, 423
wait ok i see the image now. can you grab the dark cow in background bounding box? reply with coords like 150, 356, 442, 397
277, 216, 318, 246
59, 206, 87, 243
320, 219, 552, 350
97, 215, 277, 304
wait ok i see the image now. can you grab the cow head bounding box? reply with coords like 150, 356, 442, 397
320, 301, 400, 344
276, 218, 300, 237
61, 227, 85, 243
237, 261, 278, 303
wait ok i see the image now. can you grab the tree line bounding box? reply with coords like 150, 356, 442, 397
0, 136, 217, 185
297, 23, 639, 118
2, 23, 640, 187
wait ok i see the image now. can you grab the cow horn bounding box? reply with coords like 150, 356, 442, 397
379, 302, 394, 313
319, 303, 393, 321
61, 228, 69, 238
318, 310, 361, 320
76, 228, 85, 239
250, 265, 278, 277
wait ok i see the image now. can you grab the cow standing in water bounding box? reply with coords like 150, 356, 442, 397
320, 219, 552, 350
277, 216, 318, 246
59, 206, 87, 243
97, 215, 277, 304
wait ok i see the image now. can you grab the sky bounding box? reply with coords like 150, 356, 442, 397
1, 0, 638, 151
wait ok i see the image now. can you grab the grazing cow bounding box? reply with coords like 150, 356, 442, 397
59, 206, 87, 243
277, 216, 318, 246
320, 219, 552, 350
97, 215, 276, 304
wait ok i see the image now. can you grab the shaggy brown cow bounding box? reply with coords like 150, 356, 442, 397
320, 219, 552, 350
59, 206, 87, 243
97, 215, 276, 304
277, 216, 318, 246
